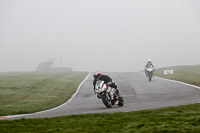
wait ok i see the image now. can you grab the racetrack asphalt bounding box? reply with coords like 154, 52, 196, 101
3, 72, 200, 120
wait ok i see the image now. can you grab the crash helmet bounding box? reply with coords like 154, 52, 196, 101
147, 59, 152, 63
93, 71, 101, 79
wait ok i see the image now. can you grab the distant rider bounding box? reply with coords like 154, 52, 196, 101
144, 59, 155, 76
93, 71, 120, 98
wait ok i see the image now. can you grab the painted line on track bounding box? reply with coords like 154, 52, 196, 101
1, 72, 91, 119
141, 71, 200, 89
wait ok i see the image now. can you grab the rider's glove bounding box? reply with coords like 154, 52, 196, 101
112, 82, 117, 85
107, 82, 112, 86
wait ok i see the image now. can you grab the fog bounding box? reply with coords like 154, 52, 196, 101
0, 0, 200, 72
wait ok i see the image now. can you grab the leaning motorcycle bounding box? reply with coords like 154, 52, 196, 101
146, 66, 154, 81
94, 80, 124, 108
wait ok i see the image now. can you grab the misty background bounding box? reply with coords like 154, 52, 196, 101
0, 0, 200, 72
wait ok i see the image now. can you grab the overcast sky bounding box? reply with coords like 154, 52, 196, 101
0, 0, 200, 72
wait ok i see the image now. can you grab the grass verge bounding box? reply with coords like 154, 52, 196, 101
155, 65, 200, 87
1, 103, 200, 132
0, 71, 88, 116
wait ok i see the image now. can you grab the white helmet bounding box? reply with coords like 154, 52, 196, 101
148, 59, 152, 63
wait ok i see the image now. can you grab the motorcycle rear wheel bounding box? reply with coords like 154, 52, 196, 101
118, 96, 124, 106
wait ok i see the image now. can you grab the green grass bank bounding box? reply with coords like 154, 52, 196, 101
1, 103, 200, 132
155, 65, 200, 87
0, 71, 88, 116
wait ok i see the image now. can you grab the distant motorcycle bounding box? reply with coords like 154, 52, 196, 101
146, 66, 154, 81
94, 80, 124, 108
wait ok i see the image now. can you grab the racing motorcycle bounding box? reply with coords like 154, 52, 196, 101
146, 66, 154, 81
94, 80, 124, 108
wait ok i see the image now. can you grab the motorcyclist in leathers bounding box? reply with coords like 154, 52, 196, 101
93, 71, 120, 98
144, 59, 155, 77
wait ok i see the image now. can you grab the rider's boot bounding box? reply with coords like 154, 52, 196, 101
116, 88, 119, 95
145, 71, 147, 77
115, 88, 122, 98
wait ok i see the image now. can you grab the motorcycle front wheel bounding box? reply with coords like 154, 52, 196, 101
148, 73, 152, 81
101, 92, 112, 108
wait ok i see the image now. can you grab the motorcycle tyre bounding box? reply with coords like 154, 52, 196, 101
118, 96, 124, 106
101, 93, 112, 108
148, 73, 152, 81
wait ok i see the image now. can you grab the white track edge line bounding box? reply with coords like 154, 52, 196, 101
3, 72, 91, 119
140, 71, 200, 89
155, 76, 200, 89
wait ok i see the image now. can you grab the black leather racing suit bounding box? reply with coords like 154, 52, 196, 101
93, 75, 117, 90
